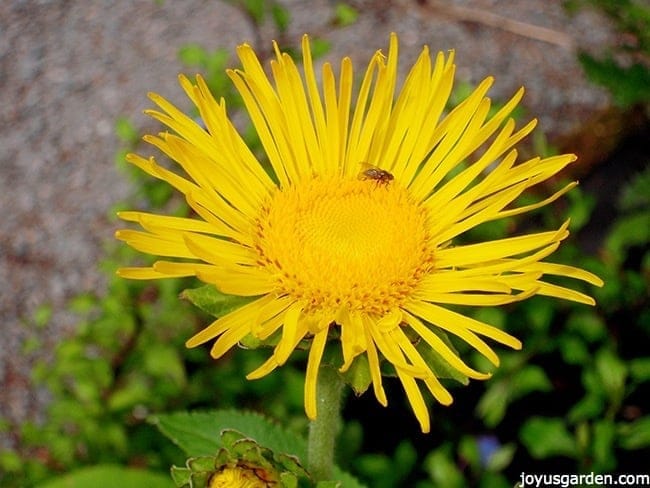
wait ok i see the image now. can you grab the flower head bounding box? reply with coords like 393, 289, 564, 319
116, 34, 603, 432
171, 429, 308, 487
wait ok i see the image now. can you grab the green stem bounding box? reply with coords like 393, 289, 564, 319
307, 364, 345, 482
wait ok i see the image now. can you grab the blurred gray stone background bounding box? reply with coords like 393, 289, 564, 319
0, 0, 616, 439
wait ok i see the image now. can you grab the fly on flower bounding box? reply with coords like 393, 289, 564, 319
358, 162, 394, 186
116, 33, 603, 433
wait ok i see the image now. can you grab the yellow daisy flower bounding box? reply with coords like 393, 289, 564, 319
209, 465, 272, 488
116, 33, 603, 433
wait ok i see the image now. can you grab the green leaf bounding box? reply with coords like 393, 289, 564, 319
510, 365, 552, 398
335, 470, 367, 488
151, 410, 307, 460
424, 446, 465, 488
559, 335, 590, 365
153, 410, 366, 487
619, 165, 650, 212
578, 53, 650, 107
605, 212, 650, 264
618, 416, 650, 450
108, 375, 150, 412
310, 38, 332, 59
477, 379, 509, 427
317, 482, 341, 488
243, 0, 265, 24
520, 417, 577, 459
334, 3, 359, 26
566, 187, 596, 231
415, 328, 469, 385
566, 312, 606, 342
114, 117, 139, 145
629, 357, 650, 382
180, 284, 258, 318
594, 348, 627, 400
342, 354, 372, 396
394, 441, 417, 477
177, 43, 208, 67
458, 436, 480, 470
477, 472, 512, 488
40, 465, 172, 488
485, 443, 516, 472
592, 419, 616, 471
568, 392, 605, 422
143, 343, 186, 385
271, 3, 291, 32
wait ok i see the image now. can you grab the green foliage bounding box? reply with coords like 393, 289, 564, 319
170, 429, 310, 488
520, 417, 578, 458
177, 45, 238, 104
180, 284, 258, 319
334, 3, 359, 27
226, 0, 291, 33
567, 0, 650, 107
40, 466, 172, 488
155, 411, 366, 487
153, 410, 307, 460
578, 54, 650, 107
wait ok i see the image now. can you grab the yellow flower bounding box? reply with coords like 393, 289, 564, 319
116, 34, 603, 432
209, 465, 272, 488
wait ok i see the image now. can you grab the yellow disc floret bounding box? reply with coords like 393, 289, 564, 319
254, 177, 435, 316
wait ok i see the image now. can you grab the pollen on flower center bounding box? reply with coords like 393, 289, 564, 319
254, 177, 435, 314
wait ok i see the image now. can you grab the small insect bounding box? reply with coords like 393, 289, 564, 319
358, 162, 394, 186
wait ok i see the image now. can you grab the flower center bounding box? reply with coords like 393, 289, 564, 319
209, 466, 272, 488
255, 178, 435, 315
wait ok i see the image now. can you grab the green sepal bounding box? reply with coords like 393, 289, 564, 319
377, 324, 470, 386
403, 323, 470, 385
320, 341, 367, 396
239, 329, 282, 350
180, 284, 258, 318
341, 354, 372, 396
414, 330, 470, 385
170, 428, 311, 487
280, 471, 300, 488
187, 455, 216, 472
170, 466, 192, 486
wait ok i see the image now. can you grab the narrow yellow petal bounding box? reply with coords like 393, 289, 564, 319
246, 355, 278, 380
366, 319, 428, 378
182, 233, 257, 266
533, 281, 597, 305
185, 295, 273, 348
405, 301, 506, 366
116, 267, 167, 280
118, 211, 219, 236
523, 262, 605, 287
275, 301, 306, 365
403, 311, 492, 380
390, 327, 454, 405
305, 329, 329, 419
338, 309, 367, 372
435, 221, 570, 268
362, 316, 387, 406
395, 369, 430, 433
209, 321, 251, 359
115, 229, 194, 259
153, 261, 215, 278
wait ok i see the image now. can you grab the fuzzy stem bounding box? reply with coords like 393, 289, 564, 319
307, 364, 344, 482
